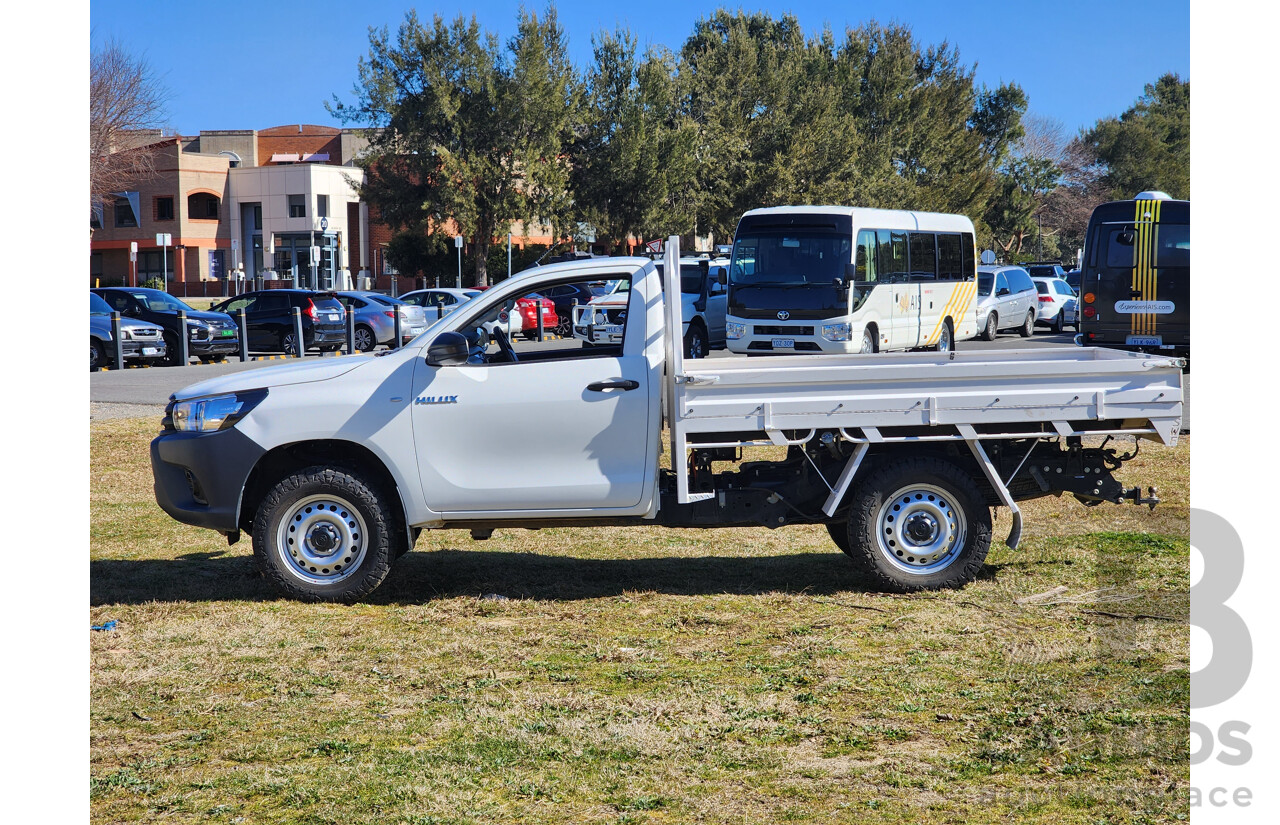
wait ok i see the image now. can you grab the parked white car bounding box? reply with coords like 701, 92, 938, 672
573, 256, 728, 358
1032, 276, 1077, 333
974, 265, 1037, 340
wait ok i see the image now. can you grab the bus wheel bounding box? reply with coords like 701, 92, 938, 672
859, 327, 877, 354
1019, 310, 1035, 338
981, 313, 997, 341
841, 458, 992, 592
934, 320, 953, 352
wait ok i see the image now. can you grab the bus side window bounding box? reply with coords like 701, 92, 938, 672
877, 230, 908, 283
1105, 227, 1135, 269
855, 230, 877, 283
961, 232, 976, 280
936, 234, 963, 281
908, 232, 937, 280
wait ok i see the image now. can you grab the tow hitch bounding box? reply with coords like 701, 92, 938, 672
1123, 485, 1161, 510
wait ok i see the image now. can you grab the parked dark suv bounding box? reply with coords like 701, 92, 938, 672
91, 287, 240, 366
210, 290, 347, 355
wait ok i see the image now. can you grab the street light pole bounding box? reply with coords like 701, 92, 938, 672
1036, 212, 1043, 261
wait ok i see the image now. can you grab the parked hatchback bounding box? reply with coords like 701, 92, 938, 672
92, 287, 240, 366
333, 291, 431, 352
210, 290, 346, 355
974, 265, 1037, 340
89, 292, 167, 371
1032, 277, 1077, 333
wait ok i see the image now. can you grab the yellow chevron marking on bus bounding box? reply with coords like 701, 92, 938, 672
924, 278, 975, 345
1151, 199, 1162, 336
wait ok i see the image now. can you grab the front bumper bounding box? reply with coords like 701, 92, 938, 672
121, 340, 167, 360
150, 426, 266, 535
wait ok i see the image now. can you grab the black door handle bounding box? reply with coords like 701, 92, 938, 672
587, 379, 639, 392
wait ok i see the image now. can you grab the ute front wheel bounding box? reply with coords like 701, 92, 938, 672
252, 466, 400, 602
842, 458, 992, 592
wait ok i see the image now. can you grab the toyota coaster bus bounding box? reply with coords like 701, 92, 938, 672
725, 206, 979, 354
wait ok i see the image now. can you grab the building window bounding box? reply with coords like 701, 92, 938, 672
289, 194, 305, 218
155, 197, 174, 221
188, 192, 220, 220
114, 198, 137, 228
252, 204, 262, 231
317, 194, 328, 218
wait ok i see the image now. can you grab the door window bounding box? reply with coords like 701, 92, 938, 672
854, 230, 878, 283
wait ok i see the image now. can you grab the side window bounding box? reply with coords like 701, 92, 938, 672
1010, 269, 1033, 293
995, 273, 1008, 294
103, 292, 131, 311
1104, 227, 1136, 269
1055, 281, 1073, 295
961, 232, 976, 280
936, 234, 963, 281
908, 233, 937, 280
876, 230, 908, 281
256, 294, 287, 313
453, 276, 634, 365
854, 230, 878, 283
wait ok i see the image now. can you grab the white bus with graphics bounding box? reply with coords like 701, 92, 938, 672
725, 206, 979, 354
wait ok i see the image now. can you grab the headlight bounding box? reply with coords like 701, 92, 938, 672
166, 390, 267, 433
821, 322, 852, 342
119, 328, 133, 341
189, 323, 209, 339
726, 321, 747, 340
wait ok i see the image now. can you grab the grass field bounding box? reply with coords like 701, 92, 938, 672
91, 415, 1189, 824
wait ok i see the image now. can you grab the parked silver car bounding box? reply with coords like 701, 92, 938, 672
399, 288, 482, 322
333, 291, 431, 352
974, 265, 1038, 340
89, 291, 167, 370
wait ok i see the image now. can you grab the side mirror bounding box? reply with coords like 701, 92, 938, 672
717, 270, 728, 286
426, 331, 470, 366
844, 262, 858, 281
997, 287, 1011, 296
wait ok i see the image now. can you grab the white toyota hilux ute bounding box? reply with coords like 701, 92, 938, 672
151, 238, 1184, 602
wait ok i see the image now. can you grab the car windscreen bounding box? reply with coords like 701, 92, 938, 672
132, 291, 193, 312
729, 230, 851, 286
977, 273, 993, 296
90, 293, 112, 315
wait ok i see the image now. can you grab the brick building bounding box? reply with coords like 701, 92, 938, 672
90, 123, 564, 293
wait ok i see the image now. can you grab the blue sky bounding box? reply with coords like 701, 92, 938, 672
89, 0, 1189, 138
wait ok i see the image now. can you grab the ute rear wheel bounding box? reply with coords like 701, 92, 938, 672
252, 466, 401, 602
841, 458, 992, 592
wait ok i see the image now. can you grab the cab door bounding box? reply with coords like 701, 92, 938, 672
411, 277, 654, 515
705, 266, 729, 344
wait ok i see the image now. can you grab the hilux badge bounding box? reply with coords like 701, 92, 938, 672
415, 395, 458, 405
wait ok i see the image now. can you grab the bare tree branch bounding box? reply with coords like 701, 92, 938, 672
90, 40, 170, 212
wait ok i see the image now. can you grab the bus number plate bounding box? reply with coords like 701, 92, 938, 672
1126, 335, 1162, 346
771, 338, 795, 349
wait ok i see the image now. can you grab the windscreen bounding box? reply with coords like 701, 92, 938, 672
90, 293, 112, 315
977, 273, 993, 296
132, 291, 193, 312
729, 230, 851, 286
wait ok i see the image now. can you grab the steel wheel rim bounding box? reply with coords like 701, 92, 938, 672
938, 325, 951, 351
876, 483, 967, 575
275, 494, 368, 585
354, 328, 374, 351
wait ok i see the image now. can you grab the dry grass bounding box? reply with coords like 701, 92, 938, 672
92, 416, 1189, 824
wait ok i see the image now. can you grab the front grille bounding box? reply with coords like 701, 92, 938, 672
130, 329, 161, 340
752, 325, 815, 336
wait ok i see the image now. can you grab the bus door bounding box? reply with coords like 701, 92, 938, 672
908, 232, 939, 346
877, 230, 916, 349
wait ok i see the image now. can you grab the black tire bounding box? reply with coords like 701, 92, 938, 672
684, 323, 708, 359
859, 327, 877, 354
90, 339, 106, 371
353, 325, 377, 353
281, 330, 302, 356
161, 332, 185, 366
1051, 311, 1064, 333
842, 458, 992, 592
826, 521, 851, 554
252, 465, 401, 602
934, 319, 954, 352
1018, 310, 1035, 338
198, 354, 228, 364
980, 313, 997, 341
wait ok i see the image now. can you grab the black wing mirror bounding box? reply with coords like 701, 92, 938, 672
997, 287, 1011, 296
426, 331, 470, 366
